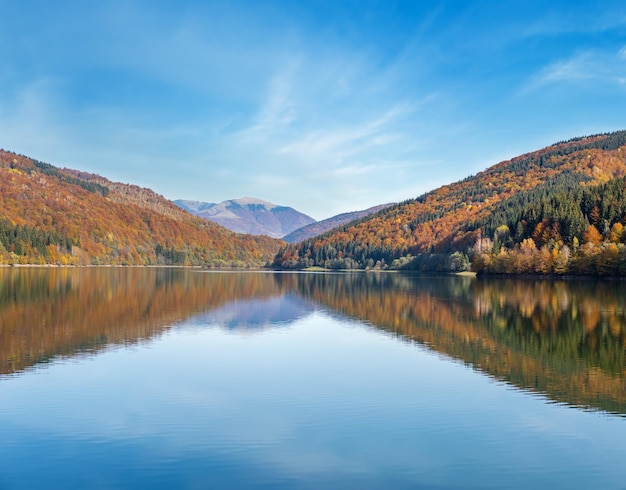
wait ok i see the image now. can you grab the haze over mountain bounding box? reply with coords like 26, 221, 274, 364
283, 203, 394, 243
274, 131, 626, 276
174, 197, 315, 239
175, 197, 394, 242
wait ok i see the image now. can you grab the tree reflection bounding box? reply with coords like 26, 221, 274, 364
0, 268, 283, 375
290, 272, 626, 416
1, 268, 624, 416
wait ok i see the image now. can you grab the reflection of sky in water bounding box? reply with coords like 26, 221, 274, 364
189, 293, 317, 331
1, 311, 626, 489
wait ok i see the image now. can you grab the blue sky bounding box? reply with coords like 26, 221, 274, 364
1, 1, 625, 219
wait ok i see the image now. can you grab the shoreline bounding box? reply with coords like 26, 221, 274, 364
2, 263, 624, 280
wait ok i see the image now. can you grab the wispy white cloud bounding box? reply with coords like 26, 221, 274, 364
213, 51, 433, 212
277, 102, 415, 161
528, 53, 594, 87
521, 47, 626, 93
205, 86, 431, 217
0, 1, 454, 217
237, 61, 301, 143
517, 4, 626, 39
6, 1, 626, 220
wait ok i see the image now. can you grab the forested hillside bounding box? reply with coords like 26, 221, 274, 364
273, 131, 626, 275
0, 151, 282, 266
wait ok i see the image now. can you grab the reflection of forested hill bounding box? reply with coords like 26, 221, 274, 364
0, 268, 286, 375
289, 273, 626, 416
2, 268, 625, 416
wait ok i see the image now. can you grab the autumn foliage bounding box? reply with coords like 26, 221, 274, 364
0, 151, 283, 266
273, 131, 626, 275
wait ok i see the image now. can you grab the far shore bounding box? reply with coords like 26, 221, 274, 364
2, 264, 624, 280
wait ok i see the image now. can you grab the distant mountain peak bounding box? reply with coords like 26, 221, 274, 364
232, 197, 277, 208
174, 197, 315, 239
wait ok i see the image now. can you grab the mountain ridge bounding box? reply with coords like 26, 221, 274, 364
174, 197, 315, 239
282, 203, 395, 243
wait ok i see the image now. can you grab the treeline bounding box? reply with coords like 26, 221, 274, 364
30, 159, 110, 196
472, 178, 626, 276
274, 174, 626, 275
0, 219, 76, 265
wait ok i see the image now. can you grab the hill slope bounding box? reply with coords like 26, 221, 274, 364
273, 131, 626, 275
282, 203, 394, 243
174, 197, 315, 238
0, 151, 282, 266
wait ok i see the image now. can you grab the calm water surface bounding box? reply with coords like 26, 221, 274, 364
0, 268, 625, 489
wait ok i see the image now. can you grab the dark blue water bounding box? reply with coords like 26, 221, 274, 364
0, 268, 625, 488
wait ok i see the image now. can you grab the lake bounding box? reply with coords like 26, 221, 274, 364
0, 267, 625, 489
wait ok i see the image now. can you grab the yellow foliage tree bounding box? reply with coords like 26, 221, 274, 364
582, 225, 602, 245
